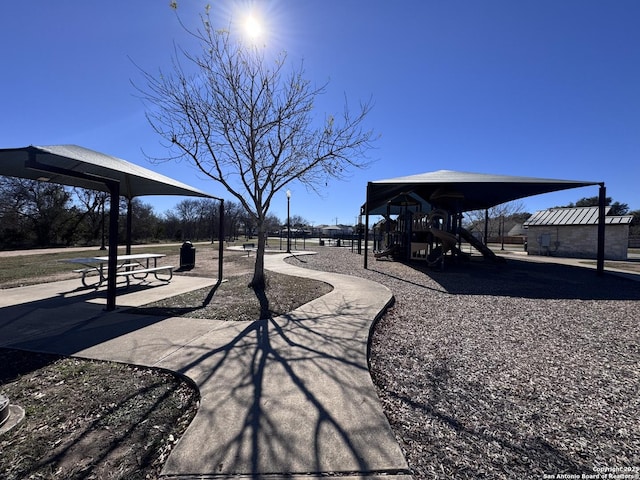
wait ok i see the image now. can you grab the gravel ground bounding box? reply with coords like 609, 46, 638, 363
286, 248, 640, 479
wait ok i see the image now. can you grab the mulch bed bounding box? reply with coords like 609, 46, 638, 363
288, 249, 640, 479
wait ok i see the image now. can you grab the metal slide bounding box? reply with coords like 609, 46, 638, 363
428, 228, 459, 254
457, 227, 506, 263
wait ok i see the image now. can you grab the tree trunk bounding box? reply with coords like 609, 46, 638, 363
250, 227, 267, 289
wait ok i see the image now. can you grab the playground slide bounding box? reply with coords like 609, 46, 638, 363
457, 227, 506, 263
428, 228, 458, 254
374, 245, 399, 259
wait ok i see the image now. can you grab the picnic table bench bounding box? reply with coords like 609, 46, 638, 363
63, 253, 173, 288
242, 243, 256, 256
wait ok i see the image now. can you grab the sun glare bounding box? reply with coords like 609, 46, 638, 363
213, 1, 288, 51
243, 14, 264, 41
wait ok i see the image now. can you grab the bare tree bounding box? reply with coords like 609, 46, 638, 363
122, 198, 161, 242
290, 214, 310, 230
136, 12, 375, 288
173, 199, 201, 240
0, 177, 75, 246
464, 200, 527, 240
72, 188, 105, 244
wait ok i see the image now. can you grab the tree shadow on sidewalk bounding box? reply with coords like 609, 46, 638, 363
162, 293, 406, 477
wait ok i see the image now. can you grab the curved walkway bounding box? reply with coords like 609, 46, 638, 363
0, 252, 411, 479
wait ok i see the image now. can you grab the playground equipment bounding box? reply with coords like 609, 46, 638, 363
457, 226, 504, 263
374, 207, 505, 267
409, 210, 464, 267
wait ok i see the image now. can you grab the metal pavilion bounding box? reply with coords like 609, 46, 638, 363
0, 144, 224, 310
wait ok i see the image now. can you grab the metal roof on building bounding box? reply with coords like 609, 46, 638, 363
523, 206, 633, 226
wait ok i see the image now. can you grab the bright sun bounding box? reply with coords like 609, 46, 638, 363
243, 14, 263, 41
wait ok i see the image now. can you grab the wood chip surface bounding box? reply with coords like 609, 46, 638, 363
287, 249, 640, 479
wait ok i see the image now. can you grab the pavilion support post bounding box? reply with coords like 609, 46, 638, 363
596, 183, 606, 276
126, 198, 133, 255
364, 183, 371, 269
106, 181, 120, 311
358, 215, 363, 254
484, 209, 489, 245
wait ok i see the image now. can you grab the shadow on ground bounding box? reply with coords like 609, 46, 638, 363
372, 256, 640, 300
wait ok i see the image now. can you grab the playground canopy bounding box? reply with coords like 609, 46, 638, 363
362, 170, 607, 273
0, 144, 223, 311
364, 170, 601, 214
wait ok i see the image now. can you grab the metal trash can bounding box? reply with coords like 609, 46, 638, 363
180, 241, 196, 269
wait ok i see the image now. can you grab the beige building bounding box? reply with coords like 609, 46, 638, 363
524, 206, 632, 260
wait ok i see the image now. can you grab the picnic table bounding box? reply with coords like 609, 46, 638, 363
63, 253, 174, 288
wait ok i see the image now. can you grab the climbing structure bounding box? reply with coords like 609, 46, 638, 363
410, 209, 460, 267
374, 206, 505, 267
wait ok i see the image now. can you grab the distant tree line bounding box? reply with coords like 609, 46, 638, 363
0, 177, 285, 250
563, 196, 640, 236
3, 177, 638, 250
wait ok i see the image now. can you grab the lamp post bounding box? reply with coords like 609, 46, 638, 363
286, 189, 291, 253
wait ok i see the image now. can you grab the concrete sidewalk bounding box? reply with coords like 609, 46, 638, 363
495, 249, 640, 282
0, 253, 411, 479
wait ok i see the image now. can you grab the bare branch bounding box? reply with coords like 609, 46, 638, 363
133, 11, 376, 287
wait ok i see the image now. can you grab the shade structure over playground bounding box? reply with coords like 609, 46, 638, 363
362, 169, 607, 274
0, 144, 214, 199
364, 170, 601, 215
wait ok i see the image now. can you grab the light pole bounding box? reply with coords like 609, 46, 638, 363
286, 189, 291, 253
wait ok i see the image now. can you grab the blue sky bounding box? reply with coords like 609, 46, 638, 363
2, 1, 639, 226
